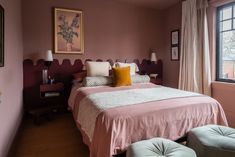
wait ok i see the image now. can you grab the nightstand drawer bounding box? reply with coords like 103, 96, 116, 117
40, 83, 64, 92
40, 83, 65, 99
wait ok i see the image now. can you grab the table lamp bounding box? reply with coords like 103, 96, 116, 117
150, 52, 157, 63
44, 50, 53, 68
42, 50, 53, 84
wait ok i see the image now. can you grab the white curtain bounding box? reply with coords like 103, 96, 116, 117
179, 0, 211, 95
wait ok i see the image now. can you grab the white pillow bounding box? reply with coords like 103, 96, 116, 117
86, 61, 111, 77
115, 62, 139, 75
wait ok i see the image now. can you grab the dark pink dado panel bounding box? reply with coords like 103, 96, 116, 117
23, 59, 162, 111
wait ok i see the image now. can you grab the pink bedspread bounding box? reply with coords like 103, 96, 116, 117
69, 83, 228, 157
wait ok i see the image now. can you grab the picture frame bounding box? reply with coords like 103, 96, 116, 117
171, 29, 180, 61
171, 30, 179, 46
0, 5, 4, 67
54, 7, 84, 54
171, 46, 179, 61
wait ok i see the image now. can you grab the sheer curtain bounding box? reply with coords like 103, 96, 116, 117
179, 0, 211, 95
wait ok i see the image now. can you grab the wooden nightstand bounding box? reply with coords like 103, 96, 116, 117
29, 82, 66, 124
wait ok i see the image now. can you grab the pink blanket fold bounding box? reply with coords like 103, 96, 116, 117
70, 83, 228, 157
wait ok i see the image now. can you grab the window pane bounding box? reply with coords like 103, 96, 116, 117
222, 7, 232, 20
220, 31, 235, 80
220, 9, 223, 21
222, 20, 232, 31
234, 19, 235, 29
234, 6, 235, 17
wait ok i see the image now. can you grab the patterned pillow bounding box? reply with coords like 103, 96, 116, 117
131, 75, 150, 84
82, 76, 113, 87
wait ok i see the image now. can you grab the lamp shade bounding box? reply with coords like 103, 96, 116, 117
150, 52, 157, 62
45, 50, 53, 62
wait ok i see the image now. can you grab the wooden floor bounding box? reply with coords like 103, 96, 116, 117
8, 113, 90, 157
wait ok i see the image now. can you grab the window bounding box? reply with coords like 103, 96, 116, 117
217, 2, 235, 82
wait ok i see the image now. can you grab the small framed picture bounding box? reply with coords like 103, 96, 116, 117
171, 46, 179, 61
171, 30, 179, 45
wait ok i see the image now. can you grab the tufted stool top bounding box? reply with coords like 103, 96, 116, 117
187, 125, 235, 157
126, 138, 196, 157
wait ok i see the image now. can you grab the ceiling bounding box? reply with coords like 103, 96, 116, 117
114, 0, 181, 10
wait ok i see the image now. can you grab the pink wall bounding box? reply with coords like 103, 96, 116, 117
22, 0, 164, 63
0, 0, 23, 156
212, 82, 235, 127
162, 3, 182, 88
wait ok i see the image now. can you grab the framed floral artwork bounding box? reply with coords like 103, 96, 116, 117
54, 8, 84, 54
0, 5, 4, 67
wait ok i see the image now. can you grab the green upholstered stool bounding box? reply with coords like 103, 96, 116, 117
187, 125, 235, 157
126, 138, 196, 157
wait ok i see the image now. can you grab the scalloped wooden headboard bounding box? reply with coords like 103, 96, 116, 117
23, 58, 162, 110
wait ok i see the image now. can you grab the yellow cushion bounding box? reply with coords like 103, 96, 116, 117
113, 66, 132, 87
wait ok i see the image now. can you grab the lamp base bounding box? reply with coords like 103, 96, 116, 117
42, 69, 48, 84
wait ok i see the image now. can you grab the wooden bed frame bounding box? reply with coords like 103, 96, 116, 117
23, 58, 163, 112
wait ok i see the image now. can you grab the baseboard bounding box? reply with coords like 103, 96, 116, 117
5, 110, 24, 157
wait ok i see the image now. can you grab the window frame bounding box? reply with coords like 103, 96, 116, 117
216, 1, 235, 83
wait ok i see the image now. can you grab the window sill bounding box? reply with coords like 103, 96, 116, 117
212, 81, 235, 91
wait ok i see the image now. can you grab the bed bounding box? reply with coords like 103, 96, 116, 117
68, 82, 228, 157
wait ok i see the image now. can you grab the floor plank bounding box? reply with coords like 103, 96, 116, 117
8, 113, 90, 157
